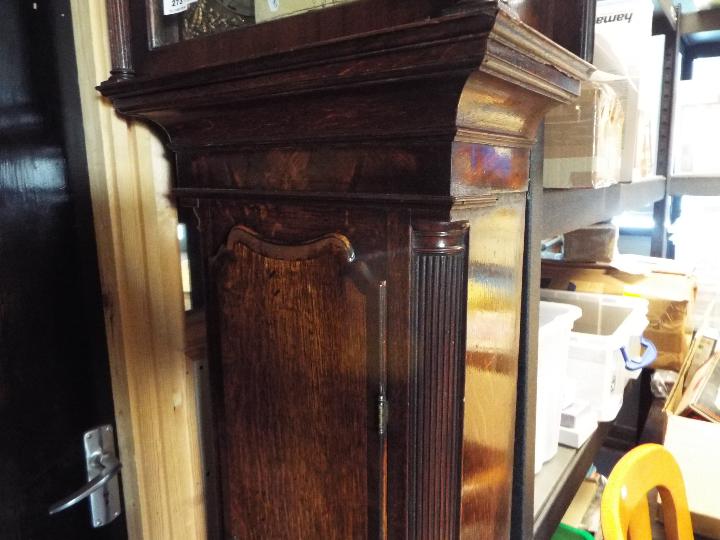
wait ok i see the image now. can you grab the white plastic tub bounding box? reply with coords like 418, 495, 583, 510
536, 301, 582, 474
540, 289, 655, 422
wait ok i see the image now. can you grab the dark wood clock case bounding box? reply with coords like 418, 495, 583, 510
99, 1, 592, 537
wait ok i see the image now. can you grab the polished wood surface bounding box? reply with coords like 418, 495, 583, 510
201, 203, 390, 538
100, 2, 591, 537
454, 196, 527, 539
213, 225, 377, 539
106, 0, 134, 79
510, 0, 596, 58
409, 221, 469, 540
110, 0, 580, 80
125, 0, 472, 78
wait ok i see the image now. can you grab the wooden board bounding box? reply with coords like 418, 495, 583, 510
68, 1, 206, 538
213, 227, 375, 538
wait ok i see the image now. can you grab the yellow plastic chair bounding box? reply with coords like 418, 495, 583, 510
601, 443, 694, 540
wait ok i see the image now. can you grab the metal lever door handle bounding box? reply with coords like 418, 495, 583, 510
48, 454, 122, 515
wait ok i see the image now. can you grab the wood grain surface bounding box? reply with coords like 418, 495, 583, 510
217, 234, 367, 538
98, 2, 591, 537
454, 196, 528, 539
209, 217, 388, 539
409, 222, 469, 540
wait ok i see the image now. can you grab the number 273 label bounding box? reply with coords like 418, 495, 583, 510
163, 0, 197, 15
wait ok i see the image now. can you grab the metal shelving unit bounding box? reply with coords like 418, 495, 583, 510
518, 177, 667, 538
542, 177, 667, 239
668, 174, 720, 196
512, 4, 685, 538
514, 174, 666, 538
513, 174, 670, 538
533, 422, 612, 539
531, 375, 640, 538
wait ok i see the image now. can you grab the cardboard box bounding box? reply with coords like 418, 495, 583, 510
561, 473, 604, 534
543, 80, 624, 188
663, 415, 720, 538
563, 223, 618, 263
663, 334, 720, 538
541, 256, 697, 371
255, 0, 354, 23
603, 76, 653, 182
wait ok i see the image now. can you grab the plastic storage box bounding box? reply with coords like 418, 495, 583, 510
543, 80, 623, 189
594, 0, 657, 181
536, 301, 583, 473
540, 289, 655, 422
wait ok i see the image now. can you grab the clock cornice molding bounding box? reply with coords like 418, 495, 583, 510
101, 6, 591, 106
99, 3, 592, 200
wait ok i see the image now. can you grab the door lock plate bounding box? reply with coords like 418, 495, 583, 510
84, 425, 121, 527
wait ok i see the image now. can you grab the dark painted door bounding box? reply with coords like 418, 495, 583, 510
0, 1, 126, 538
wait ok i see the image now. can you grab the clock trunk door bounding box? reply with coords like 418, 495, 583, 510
209, 222, 387, 540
